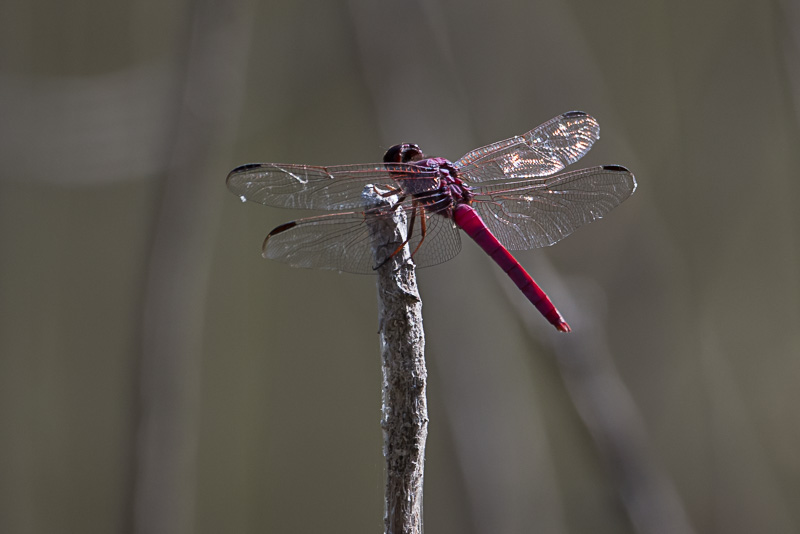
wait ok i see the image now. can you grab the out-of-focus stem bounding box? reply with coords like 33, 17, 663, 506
498, 260, 696, 534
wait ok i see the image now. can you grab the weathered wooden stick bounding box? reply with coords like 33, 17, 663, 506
363, 186, 428, 534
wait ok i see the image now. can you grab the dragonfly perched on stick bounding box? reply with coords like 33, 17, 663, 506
227, 111, 636, 332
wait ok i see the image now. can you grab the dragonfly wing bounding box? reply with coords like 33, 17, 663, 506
454, 111, 600, 182
472, 165, 636, 250
262, 207, 461, 273
262, 211, 381, 273
227, 162, 440, 211
404, 211, 462, 269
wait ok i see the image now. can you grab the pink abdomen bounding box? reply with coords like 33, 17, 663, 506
453, 204, 570, 332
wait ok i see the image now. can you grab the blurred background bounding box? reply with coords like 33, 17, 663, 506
1, 0, 799, 533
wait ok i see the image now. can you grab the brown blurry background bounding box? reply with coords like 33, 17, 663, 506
1, 0, 799, 533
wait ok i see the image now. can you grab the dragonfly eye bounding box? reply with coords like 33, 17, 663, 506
383, 143, 424, 163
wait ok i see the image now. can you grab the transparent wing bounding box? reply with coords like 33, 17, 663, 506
261, 207, 461, 274
227, 162, 440, 211
454, 111, 600, 182
403, 209, 462, 269
471, 165, 636, 250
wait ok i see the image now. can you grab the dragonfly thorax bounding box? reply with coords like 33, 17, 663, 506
413, 157, 474, 215
384, 144, 474, 215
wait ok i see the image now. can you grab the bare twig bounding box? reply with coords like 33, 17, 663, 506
363, 187, 428, 534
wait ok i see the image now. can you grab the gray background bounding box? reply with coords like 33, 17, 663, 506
1, 0, 798, 533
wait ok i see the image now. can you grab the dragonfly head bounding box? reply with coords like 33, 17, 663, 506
383, 143, 425, 163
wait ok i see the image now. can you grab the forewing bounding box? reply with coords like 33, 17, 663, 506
262, 207, 461, 274
471, 165, 636, 250
227, 162, 440, 211
454, 111, 600, 182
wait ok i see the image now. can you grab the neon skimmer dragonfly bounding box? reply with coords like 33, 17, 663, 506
227, 111, 636, 332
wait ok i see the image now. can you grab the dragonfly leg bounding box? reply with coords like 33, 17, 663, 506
387, 195, 407, 212
373, 204, 418, 270
381, 186, 402, 197
372, 183, 403, 199
409, 207, 427, 259
369, 184, 407, 213
389, 195, 414, 214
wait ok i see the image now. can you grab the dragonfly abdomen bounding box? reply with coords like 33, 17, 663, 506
453, 204, 571, 332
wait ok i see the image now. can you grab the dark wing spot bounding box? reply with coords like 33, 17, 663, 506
227, 163, 265, 185
230, 163, 264, 173
602, 164, 630, 172
266, 221, 297, 237
262, 221, 298, 255
562, 110, 588, 118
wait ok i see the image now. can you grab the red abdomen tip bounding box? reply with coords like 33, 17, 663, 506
555, 321, 572, 333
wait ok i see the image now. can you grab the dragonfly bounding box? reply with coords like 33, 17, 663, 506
227, 111, 636, 332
